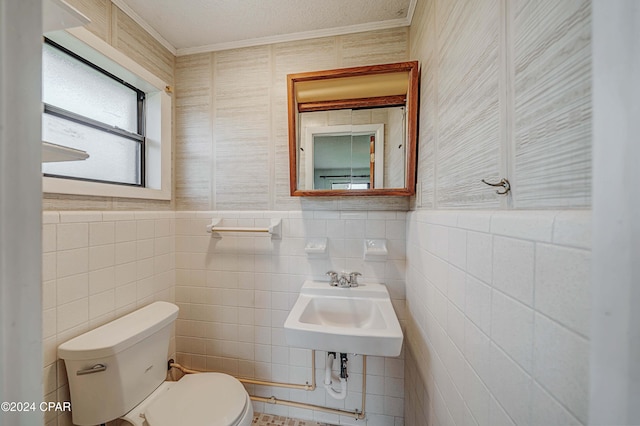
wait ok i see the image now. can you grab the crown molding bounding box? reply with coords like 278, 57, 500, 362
176, 17, 411, 56
111, 0, 417, 57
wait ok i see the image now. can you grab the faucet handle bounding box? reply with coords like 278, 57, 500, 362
349, 272, 362, 287
326, 271, 339, 286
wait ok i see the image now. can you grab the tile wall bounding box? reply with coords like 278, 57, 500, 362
44, 210, 406, 426
403, 210, 591, 426
42, 211, 176, 426
174, 210, 407, 426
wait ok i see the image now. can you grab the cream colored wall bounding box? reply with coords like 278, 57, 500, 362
405, 0, 592, 425
175, 28, 412, 211
43, 0, 175, 211
411, 0, 591, 210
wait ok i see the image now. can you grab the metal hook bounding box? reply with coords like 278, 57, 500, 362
481, 178, 511, 195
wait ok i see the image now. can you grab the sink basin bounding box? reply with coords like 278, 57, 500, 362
284, 280, 403, 357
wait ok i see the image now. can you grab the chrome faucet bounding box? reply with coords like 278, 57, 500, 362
326, 271, 361, 288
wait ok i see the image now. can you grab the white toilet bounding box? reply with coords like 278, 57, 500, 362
58, 302, 253, 426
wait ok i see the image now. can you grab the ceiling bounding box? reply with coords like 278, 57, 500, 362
112, 0, 416, 56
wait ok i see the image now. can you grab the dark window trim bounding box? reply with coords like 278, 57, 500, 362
44, 104, 144, 142
43, 173, 144, 187
43, 38, 147, 187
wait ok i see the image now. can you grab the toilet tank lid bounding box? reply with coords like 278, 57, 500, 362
58, 302, 179, 361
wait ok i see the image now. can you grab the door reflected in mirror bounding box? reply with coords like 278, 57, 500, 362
299, 106, 406, 191
287, 61, 419, 196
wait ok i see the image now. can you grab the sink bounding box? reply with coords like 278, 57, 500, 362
284, 280, 403, 357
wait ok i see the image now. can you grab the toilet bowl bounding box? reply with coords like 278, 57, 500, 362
58, 302, 253, 426
121, 373, 253, 426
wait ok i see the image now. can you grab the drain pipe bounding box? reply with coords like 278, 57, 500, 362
324, 352, 348, 400
169, 351, 367, 421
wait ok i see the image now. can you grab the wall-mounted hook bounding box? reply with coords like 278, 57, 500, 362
481, 178, 511, 195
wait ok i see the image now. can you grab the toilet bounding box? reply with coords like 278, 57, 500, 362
57, 302, 253, 426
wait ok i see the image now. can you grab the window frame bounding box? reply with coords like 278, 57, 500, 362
42, 27, 172, 201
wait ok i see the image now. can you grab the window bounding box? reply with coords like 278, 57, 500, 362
42, 38, 145, 186
41, 27, 171, 200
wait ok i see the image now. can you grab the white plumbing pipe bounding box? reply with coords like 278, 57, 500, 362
324, 353, 335, 385
325, 377, 348, 400
324, 352, 348, 400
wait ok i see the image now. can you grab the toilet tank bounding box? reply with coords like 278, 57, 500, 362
58, 301, 179, 426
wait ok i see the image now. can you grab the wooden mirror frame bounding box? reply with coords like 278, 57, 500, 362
287, 61, 419, 197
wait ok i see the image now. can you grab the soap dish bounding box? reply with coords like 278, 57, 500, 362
305, 238, 328, 257
364, 239, 388, 261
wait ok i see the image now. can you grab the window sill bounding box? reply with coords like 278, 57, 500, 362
43, 176, 171, 201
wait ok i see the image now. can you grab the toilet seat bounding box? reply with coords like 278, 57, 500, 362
143, 373, 249, 426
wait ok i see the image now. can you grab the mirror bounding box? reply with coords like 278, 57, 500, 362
287, 61, 419, 196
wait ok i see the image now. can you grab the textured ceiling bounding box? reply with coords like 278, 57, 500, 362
113, 0, 415, 55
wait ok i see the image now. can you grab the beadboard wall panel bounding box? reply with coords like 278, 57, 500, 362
43, 194, 173, 211
64, 0, 110, 42
339, 27, 409, 67
272, 38, 339, 210
175, 53, 213, 210
410, 0, 436, 209
436, 0, 502, 208
213, 47, 271, 210
112, 5, 175, 86
513, 0, 591, 207
176, 29, 411, 212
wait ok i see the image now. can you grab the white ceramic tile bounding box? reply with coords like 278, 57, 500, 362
457, 212, 492, 232
464, 275, 492, 334
366, 219, 387, 238
89, 290, 115, 319
464, 318, 492, 385
136, 239, 155, 260
533, 314, 589, 423
447, 302, 465, 351
136, 219, 155, 240
42, 211, 60, 224
466, 231, 492, 284
487, 344, 532, 426
59, 211, 102, 223
462, 361, 491, 426
89, 267, 115, 295
115, 220, 137, 243
490, 291, 534, 372
531, 382, 582, 426
89, 222, 115, 246
490, 211, 555, 242
488, 396, 516, 426
56, 273, 88, 305
115, 241, 137, 265
115, 262, 137, 286
102, 211, 135, 221
552, 210, 591, 249
43, 224, 56, 253
448, 227, 467, 269
447, 265, 466, 310
57, 298, 89, 333
492, 236, 534, 306
535, 244, 591, 336
43, 280, 56, 310
115, 282, 137, 308
386, 220, 406, 240
42, 308, 56, 339
89, 244, 115, 271
43, 252, 57, 282
56, 248, 88, 278
56, 223, 88, 251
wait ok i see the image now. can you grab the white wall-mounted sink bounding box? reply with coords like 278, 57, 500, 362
284, 280, 403, 357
